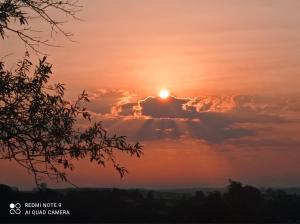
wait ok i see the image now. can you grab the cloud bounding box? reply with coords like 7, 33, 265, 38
135, 96, 196, 118
87, 89, 138, 115
87, 90, 300, 119
122, 95, 287, 124
102, 116, 255, 143
183, 94, 300, 115
183, 95, 236, 112
84, 91, 299, 144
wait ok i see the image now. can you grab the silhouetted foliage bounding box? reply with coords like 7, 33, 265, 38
0, 0, 81, 52
0, 54, 142, 186
1, 180, 300, 222
0, 0, 143, 187
0, 183, 13, 193
223, 179, 263, 221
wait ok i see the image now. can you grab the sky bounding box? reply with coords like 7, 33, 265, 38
1, 0, 300, 189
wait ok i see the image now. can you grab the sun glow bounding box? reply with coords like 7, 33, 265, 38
159, 89, 170, 99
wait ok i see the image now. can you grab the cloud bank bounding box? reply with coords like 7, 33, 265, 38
85, 90, 300, 147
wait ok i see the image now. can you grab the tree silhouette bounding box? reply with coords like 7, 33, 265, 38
0, 0, 81, 53
0, 1, 143, 187
0, 53, 142, 186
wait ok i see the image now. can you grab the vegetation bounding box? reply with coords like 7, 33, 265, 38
0, 0, 142, 187
1, 180, 300, 222
0, 0, 81, 53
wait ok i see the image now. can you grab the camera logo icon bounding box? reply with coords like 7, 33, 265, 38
9, 203, 21, 215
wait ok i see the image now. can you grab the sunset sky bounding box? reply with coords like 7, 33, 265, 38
1, 0, 300, 189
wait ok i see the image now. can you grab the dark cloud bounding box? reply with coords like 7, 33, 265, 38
87, 90, 300, 119
102, 115, 255, 143
123, 95, 286, 124
86, 91, 299, 144
118, 102, 137, 116
137, 96, 197, 118
87, 89, 137, 115
120, 95, 300, 123
183, 94, 300, 114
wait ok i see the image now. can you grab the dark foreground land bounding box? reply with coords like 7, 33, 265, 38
1, 180, 300, 223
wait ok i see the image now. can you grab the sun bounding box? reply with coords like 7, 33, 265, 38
159, 89, 170, 99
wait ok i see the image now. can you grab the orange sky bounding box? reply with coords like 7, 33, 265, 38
1, 0, 300, 189
2, 0, 300, 97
